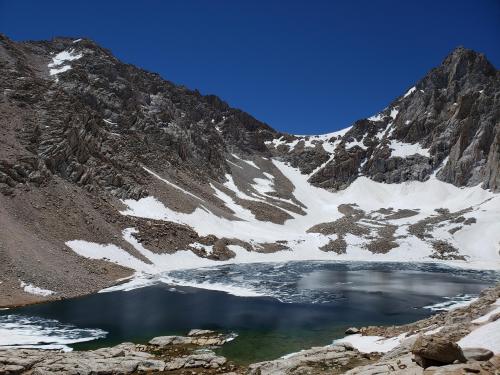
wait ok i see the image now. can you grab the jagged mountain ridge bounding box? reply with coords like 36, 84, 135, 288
0, 34, 499, 307
269, 47, 499, 191
1, 35, 498, 199
0, 34, 277, 200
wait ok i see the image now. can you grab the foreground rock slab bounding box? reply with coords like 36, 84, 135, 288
0, 343, 158, 375
149, 329, 235, 347
0, 332, 232, 375
247, 343, 376, 375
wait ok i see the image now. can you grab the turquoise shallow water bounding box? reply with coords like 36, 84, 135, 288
1, 262, 498, 364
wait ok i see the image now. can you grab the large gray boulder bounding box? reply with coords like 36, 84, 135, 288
149, 331, 233, 347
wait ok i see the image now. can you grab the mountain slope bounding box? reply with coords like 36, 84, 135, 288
0, 34, 499, 306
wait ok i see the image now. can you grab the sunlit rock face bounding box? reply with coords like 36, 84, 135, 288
269, 47, 499, 191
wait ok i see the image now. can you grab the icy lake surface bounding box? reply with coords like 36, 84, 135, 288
1, 262, 498, 363
168, 261, 499, 304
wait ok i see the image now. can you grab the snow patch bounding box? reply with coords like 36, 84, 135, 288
190, 242, 214, 256
458, 319, 500, 353
403, 86, 417, 98
346, 137, 367, 150
295, 126, 352, 140
389, 140, 430, 158
49, 65, 72, 76
252, 176, 275, 195
66, 240, 152, 272
389, 107, 399, 119
231, 154, 258, 169
48, 48, 82, 78
334, 333, 405, 353
20, 281, 55, 297
368, 113, 384, 122
48, 49, 83, 67
268, 126, 351, 155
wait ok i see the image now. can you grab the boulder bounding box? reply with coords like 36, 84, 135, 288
412, 335, 467, 368
188, 329, 215, 337
345, 327, 360, 335
164, 351, 226, 370
462, 347, 494, 362
148, 335, 192, 347
149, 331, 233, 347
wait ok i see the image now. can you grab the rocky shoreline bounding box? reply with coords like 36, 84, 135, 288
1, 284, 499, 374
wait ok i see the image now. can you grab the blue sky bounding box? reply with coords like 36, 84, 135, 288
1, 0, 499, 134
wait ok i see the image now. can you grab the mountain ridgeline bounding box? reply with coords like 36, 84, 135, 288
1, 34, 498, 199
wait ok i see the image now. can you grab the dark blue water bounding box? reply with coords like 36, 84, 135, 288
1, 262, 498, 363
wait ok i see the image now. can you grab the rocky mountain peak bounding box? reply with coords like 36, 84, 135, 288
417, 47, 496, 94
268, 46, 499, 192
443, 46, 496, 77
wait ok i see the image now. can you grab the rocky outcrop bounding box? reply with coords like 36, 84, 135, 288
247, 343, 375, 375
149, 329, 234, 347
0, 343, 164, 374
0, 332, 233, 374
269, 47, 500, 192
345, 353, 500, 375
163, 352, 227, 371
342, 284, 500, 374
0, 33, 277, 201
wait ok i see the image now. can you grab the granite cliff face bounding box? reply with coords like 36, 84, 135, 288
269, 47, 499, 191
0, 34, 499, 306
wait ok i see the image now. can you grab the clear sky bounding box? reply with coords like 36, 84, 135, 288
1, 0, 499, 134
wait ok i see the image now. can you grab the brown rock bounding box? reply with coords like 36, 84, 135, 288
412, 335, 467, 368
345, 327, 360, 335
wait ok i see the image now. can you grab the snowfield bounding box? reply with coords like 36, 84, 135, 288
65, 155, 500, 285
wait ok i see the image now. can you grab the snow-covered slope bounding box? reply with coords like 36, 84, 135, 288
67, 155, 500, 277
